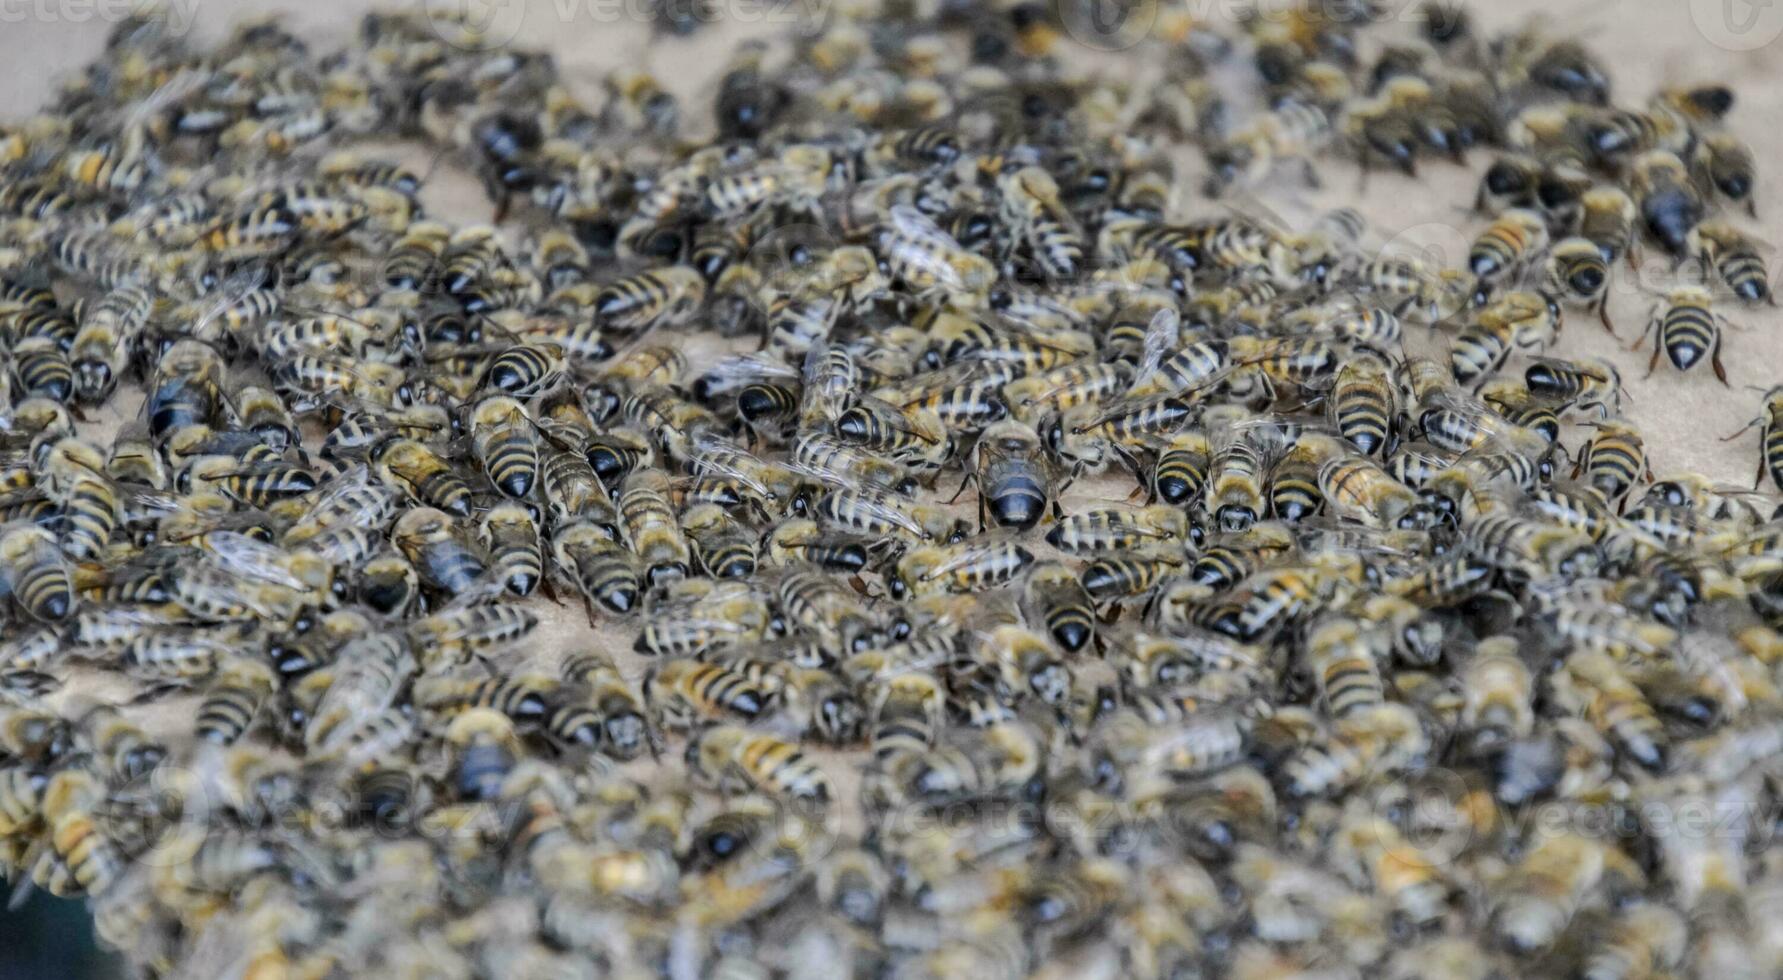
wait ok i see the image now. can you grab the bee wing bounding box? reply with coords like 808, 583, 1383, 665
1132, 307, 1183, 389
198, 530, 310, 591
698, 352, 802, 398
920, 535, 1028, 580
885, 204, 970, 290
825, 488, 928, 538
686, 434, 774, 498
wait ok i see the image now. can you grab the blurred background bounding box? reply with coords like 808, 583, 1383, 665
0, 890, 122, 979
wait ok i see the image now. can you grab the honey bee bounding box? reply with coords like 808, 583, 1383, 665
1020, 561, 1097, 653
551, 519, 639, 620
762, 518, 868, 573
595, 266, 706, 334
888, 539, 1035, 600
1636, 285, 1730, 384
1723, 385, 1783, 492
0, 523, 75, 622
1203, 99, 1332, 195
1631, 150, 1704, 258
1543, 236, 1612, 330
467, 395, 539, 500
1450, 291, 1562, 389
376, 438, 475, 517
687, 724, 831, 806
391, 506, 486, 599
815, 485, 968, 545
548, 651, 651, 759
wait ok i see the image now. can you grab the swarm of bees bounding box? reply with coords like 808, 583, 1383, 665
2, 2, 1783, 977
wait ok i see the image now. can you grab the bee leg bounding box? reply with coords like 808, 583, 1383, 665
945, 470, 973, 505
1755, 455, 1768, 491
1721, 417, 1759, 441
1300, 159, 1321, 189
1596, 298, 1616, 336
583, 598, 600, 630
131, 681, 191, 704
1711, 334, 1730, 386
1049, 498, 1066, 522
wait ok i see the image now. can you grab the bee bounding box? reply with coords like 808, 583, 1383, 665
833, 398, 953, 476
793, 431, 918, 495
1450, 291, 1562, 388
375, 438, 474, 518
1492, 833, 1632, 953
32, 769, 126, 898
1203, 99, 1331, 195
1305, 616, 1386, 721
1019, 560, 1097, 653
382, 221, 450, 291
960, 419, 1057, 532
1574, 420, 1651, 508
552, 520, 640, 618
548, 652, 650, 759
0, 523, 75, 622
33, 438, 120, 562
478, 342, 565, 398
1326, 348, 1398, 458
1001, 359, 1132, 424
1543, 236, 1613, 330
1631, 150, 1704, 258
615, 468, 692, 587
872, 205, 995, 303
680, 503, 757, 580
687, 724, 831, 805
1319, 456, 1440, 534
391, 506, 486, 598
1268, 431, 1342, 523
356, 549, 419, 617
1724, 385, 1783, 492
1080, 552, 1184, 602
1690, 221, 1772, 306
1694, 132, 1757, 216
194, 657, 277, 745
888, 539, 1034, 600
997, 166, 1085, 281
198, 200, 299, 262
1358, 254, 1476, 324
1457, 637, 1534, 756
595, 266, 706, 334
479, 502, 543, 598
1046, 504, 1186, 554
1636, 285, 1730, 384
815, 485, 967, 545
762, 518, 868, 573
644, 657, 773, 729
1469, 207, 1554, 285
777, 566, 885, 654
437, 708, 517, 802
468, 395, 539, 500
1204, 435, 1267, 534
